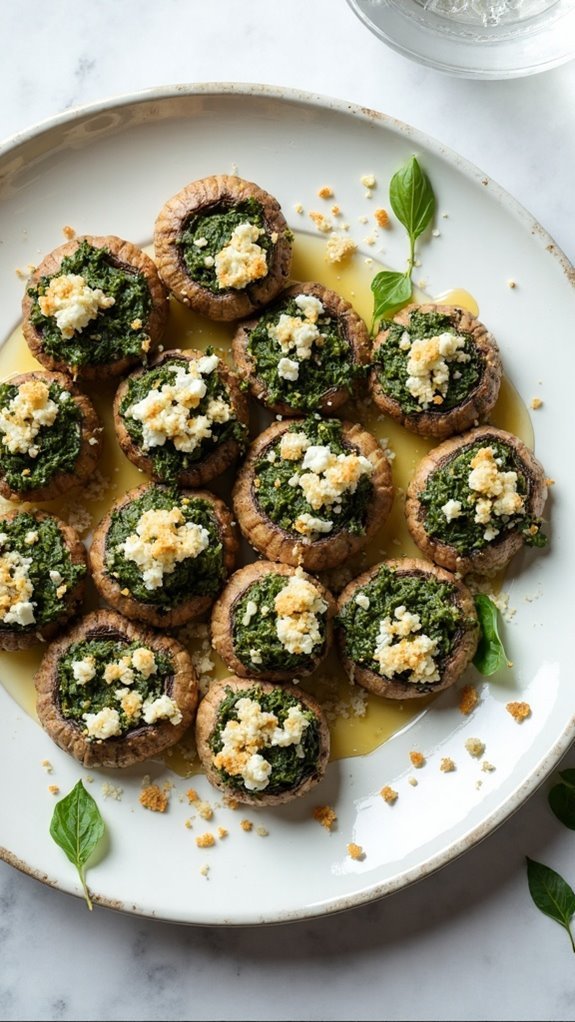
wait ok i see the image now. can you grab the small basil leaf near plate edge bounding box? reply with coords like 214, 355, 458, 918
389, 155, 436, 244
49, 779, 105, 911
472, 594, 509, 676
526, 857, 575, 953
548, 778, 575, 830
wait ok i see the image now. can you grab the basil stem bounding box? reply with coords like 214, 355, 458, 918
49, 780, 105, 911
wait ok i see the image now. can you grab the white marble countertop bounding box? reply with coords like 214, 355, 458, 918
1, 2, 575, 1020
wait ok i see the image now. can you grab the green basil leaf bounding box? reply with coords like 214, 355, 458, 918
526, 857, 575, 952
50, 780, 105, 911
472, 594, 508, 676
371, 270, 412, 327
389, 156, 436, 243
549, 779, 575, 830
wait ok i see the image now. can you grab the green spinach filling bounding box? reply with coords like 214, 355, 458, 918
119, 356, 246, 484
233, 574, 327, 672
0, 381, 82, 492
247, 295, 364, 410
254, 417, 372, 537
178, 198, 272, 293
338, 565, 466, 689
0, 512, 85, 631
105, 486, 226, 607
418, 440, 545, 552
28, 240, 152, 368
58, 638, 173, 733
374, 310, 482, 414
209, 684, 321, 797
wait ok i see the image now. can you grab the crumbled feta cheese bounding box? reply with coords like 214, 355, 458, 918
242, 600, 258, 627
83, 706, 122, 740
296, 447, 373, 513
441, 498, 463, 522
38, 273, 115, 339
355, 591, 370, 610
0, 549, 35, 626
293, 513, 333, 538
131, 647, 157, 678
402, 331, 468, 408
71, 656, 96, 685
24, 531, 38, 545
115, 687, 143, 719
103, 656, 135, 687
0, 379, 59, 456
49, 570, 63, 586
277, 356, 300, 381
373, 605, 439, 683
142, 694, 183, 726
279, 431, 310, 461
212, 696, 310, 792
467, 446, 525, 541
119, 507, 209, 590
214, 222, 268, 290
274, 573, 327, 655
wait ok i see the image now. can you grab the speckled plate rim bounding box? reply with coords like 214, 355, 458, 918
0, 82, 573, 926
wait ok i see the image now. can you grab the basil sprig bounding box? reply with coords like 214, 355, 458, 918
49, 780, 105, 911
526, 858, 575, 953
472, 594, 508, 676
548, 770, 575, 830
371, 155, 436, 331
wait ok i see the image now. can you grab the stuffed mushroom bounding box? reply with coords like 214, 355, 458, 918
0, 371, 101, 502
405, 425, 548, 575
370, 304, 502, 439
153, 174, 292, 321
22, 235, 168, 379
35, 609, 198, 768
195, 676, 330, 806
114, 348, 249, 487
232, 416, 394, 572
337, 558, 479, 699
231, 281, 370, 415
211, 561, 335, 681
90, 483, 238, 628
0, 509, 87, 651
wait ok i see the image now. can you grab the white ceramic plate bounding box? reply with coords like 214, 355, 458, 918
0, 84, 573, 925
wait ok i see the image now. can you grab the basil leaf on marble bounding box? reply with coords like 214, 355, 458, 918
472, 594, 508, 676
549, 771, 575, 830
526, 858, 575, 953
49, 780, 105, 911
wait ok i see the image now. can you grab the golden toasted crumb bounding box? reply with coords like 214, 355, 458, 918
197, 801, 213, 821
186, 787, 199, 803
62, 225, 76, 239
240, 819, 253, 832
330, 204, 341, 216
408, 777, 418, 787
459, 684, 479, 716
313, 805, 337, 831
41, 759, 53, 773
317, 185, 334, 199
374, 208, 390, 228
440, 757, 456, 773
380, 786, 398, 805
217, 827, 228, 839
184, 818, 193, 830
409, 750, 426, 769
309, 211, 332, 234
481, 760, 496, 773
506, 701, 531, 723
347, 842, 365, 861
256, 826, 269, 837
199, 864, 210, 877
139, 784, 169, 813
530, 397, 543, 410
325, 234, 357, 264
545, 477, 555, 487
195, 833, 215, 848
465, 737, 485, 758
48, 785, 60, 795
224, 796, 239, 810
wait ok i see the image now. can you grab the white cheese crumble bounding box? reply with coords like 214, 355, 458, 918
268, 294, 325, 380
114, 687, 143, 719
279, 431, 310, 461
131, 646, 157, 678
373, 605, 439, 684
274, 571, 327, 656
126, 355, 231, 455
103, 655, 135, 687
142, 693, 183, 726
118, 506, 210, 590
0, 549, 35, 626
297, 445, 373, 512
38, 273, 115, 339
401, 330, 470, 409
212, 697, 310, 792
293, 512, 333, 538
441, 498, 463, 522
0, 379, 59, 456
355, 591, 370, 610
242, 599, 258, 627
467, 446, 525, 541
71, 656, 96, 685
214, 222, 268, 290
277, 357, 300, 381
83, 706, 122, 740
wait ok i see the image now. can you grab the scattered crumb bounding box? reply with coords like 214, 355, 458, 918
240, 819, 253, 832
374, 208, 390, 228
83, 470, 113, 502
380, 785, 398, 805
62, 225, 76, 239
294, 202, 304, 214
309, 210, 332, 233
481, 760, 496, 773
199, 864, 210, 878
440, 757, 456, 773
41, 759, 53, 774
84, 775, 94, 784
313, 805, 337, 831
507, 279, 517, 289
217, 827, 228, 839
475, 780, 483, 790
545, 477, 555, 487
459, 684, 479, 716
196, 800, 214, 821
102, 782, 123, 801
408, 777, 418, 787
48, 785, 60, 795
360, 174, 376, 189
464, 738, 485, 758
184, 819, 193, 830
317, 185, 334, 199
195, 833, 215, 849
330, 204, 341, 216
325, 233, 357, 264
347, 842, 365, 861
358, 215, 369, 225
66, 503, 92, 536
186, 788, 199, 804
139, 784, 169, 813
431, 228, 441, 238
441, 211, 449, 219
224, 796, 239, 811
256, 826, 269, 837
530, 397, 543, 410
506, 701, 531, 723
409, 750, 426, 769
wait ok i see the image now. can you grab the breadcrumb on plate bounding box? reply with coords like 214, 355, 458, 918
313, 805, 337, 830
139, 784, 169, 813
459, 684, 479, 716
347, 842, 365, 861
380, 786, 398, 805
409, 750, 426, 768
195, 832, 215, 848
440, 757, 456, 773
506, 701, 531, 723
